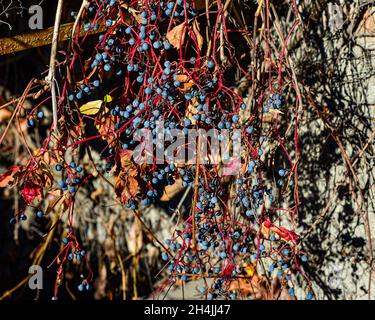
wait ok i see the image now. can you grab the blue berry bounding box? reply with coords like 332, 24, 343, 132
161, 252, 169, 261
184, 93, 192, 100
95, 53, 102, 61
27, 119, 34, 127
247, 126, 254, 134
207, 60, 215, 69
36, 210, 44, 218
153, 41, 161, 49
69, 186, 76, 193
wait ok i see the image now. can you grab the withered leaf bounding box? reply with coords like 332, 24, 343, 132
228, 274, 294, 300
186, 97, 199, 124
166, 23, 186, 49
192, 20, 204, 50
160, 178, 184, 201
176, 74, 194, 92
0, 174, 14, 187
95, 113, 116, 145
115, 150, 139, 204
0, 166, 22, 188
115, 172, 138, 204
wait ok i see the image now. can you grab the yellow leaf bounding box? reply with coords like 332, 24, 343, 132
104, 94, 113, 103
80, 100, 103, 115
243, 263, 256, 277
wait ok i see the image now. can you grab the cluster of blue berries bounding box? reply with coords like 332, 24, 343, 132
56, 161, 83, 194
26, 109, 44, 128
58, 0, 314, 300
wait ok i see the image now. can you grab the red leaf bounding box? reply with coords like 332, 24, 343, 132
21, 181, 42, 204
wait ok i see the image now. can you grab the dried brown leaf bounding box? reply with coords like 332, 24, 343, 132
160, 178, 184, 201
166, 23, 186, 49
115, 150, 139, 204
96, 113, 116, 145
0, 166, 22, 188
176, 74, 195, 92
192, 20, 204, 50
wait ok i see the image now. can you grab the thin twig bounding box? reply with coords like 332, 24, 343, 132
46, 0, 64, 134
72, 0, 89, 38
